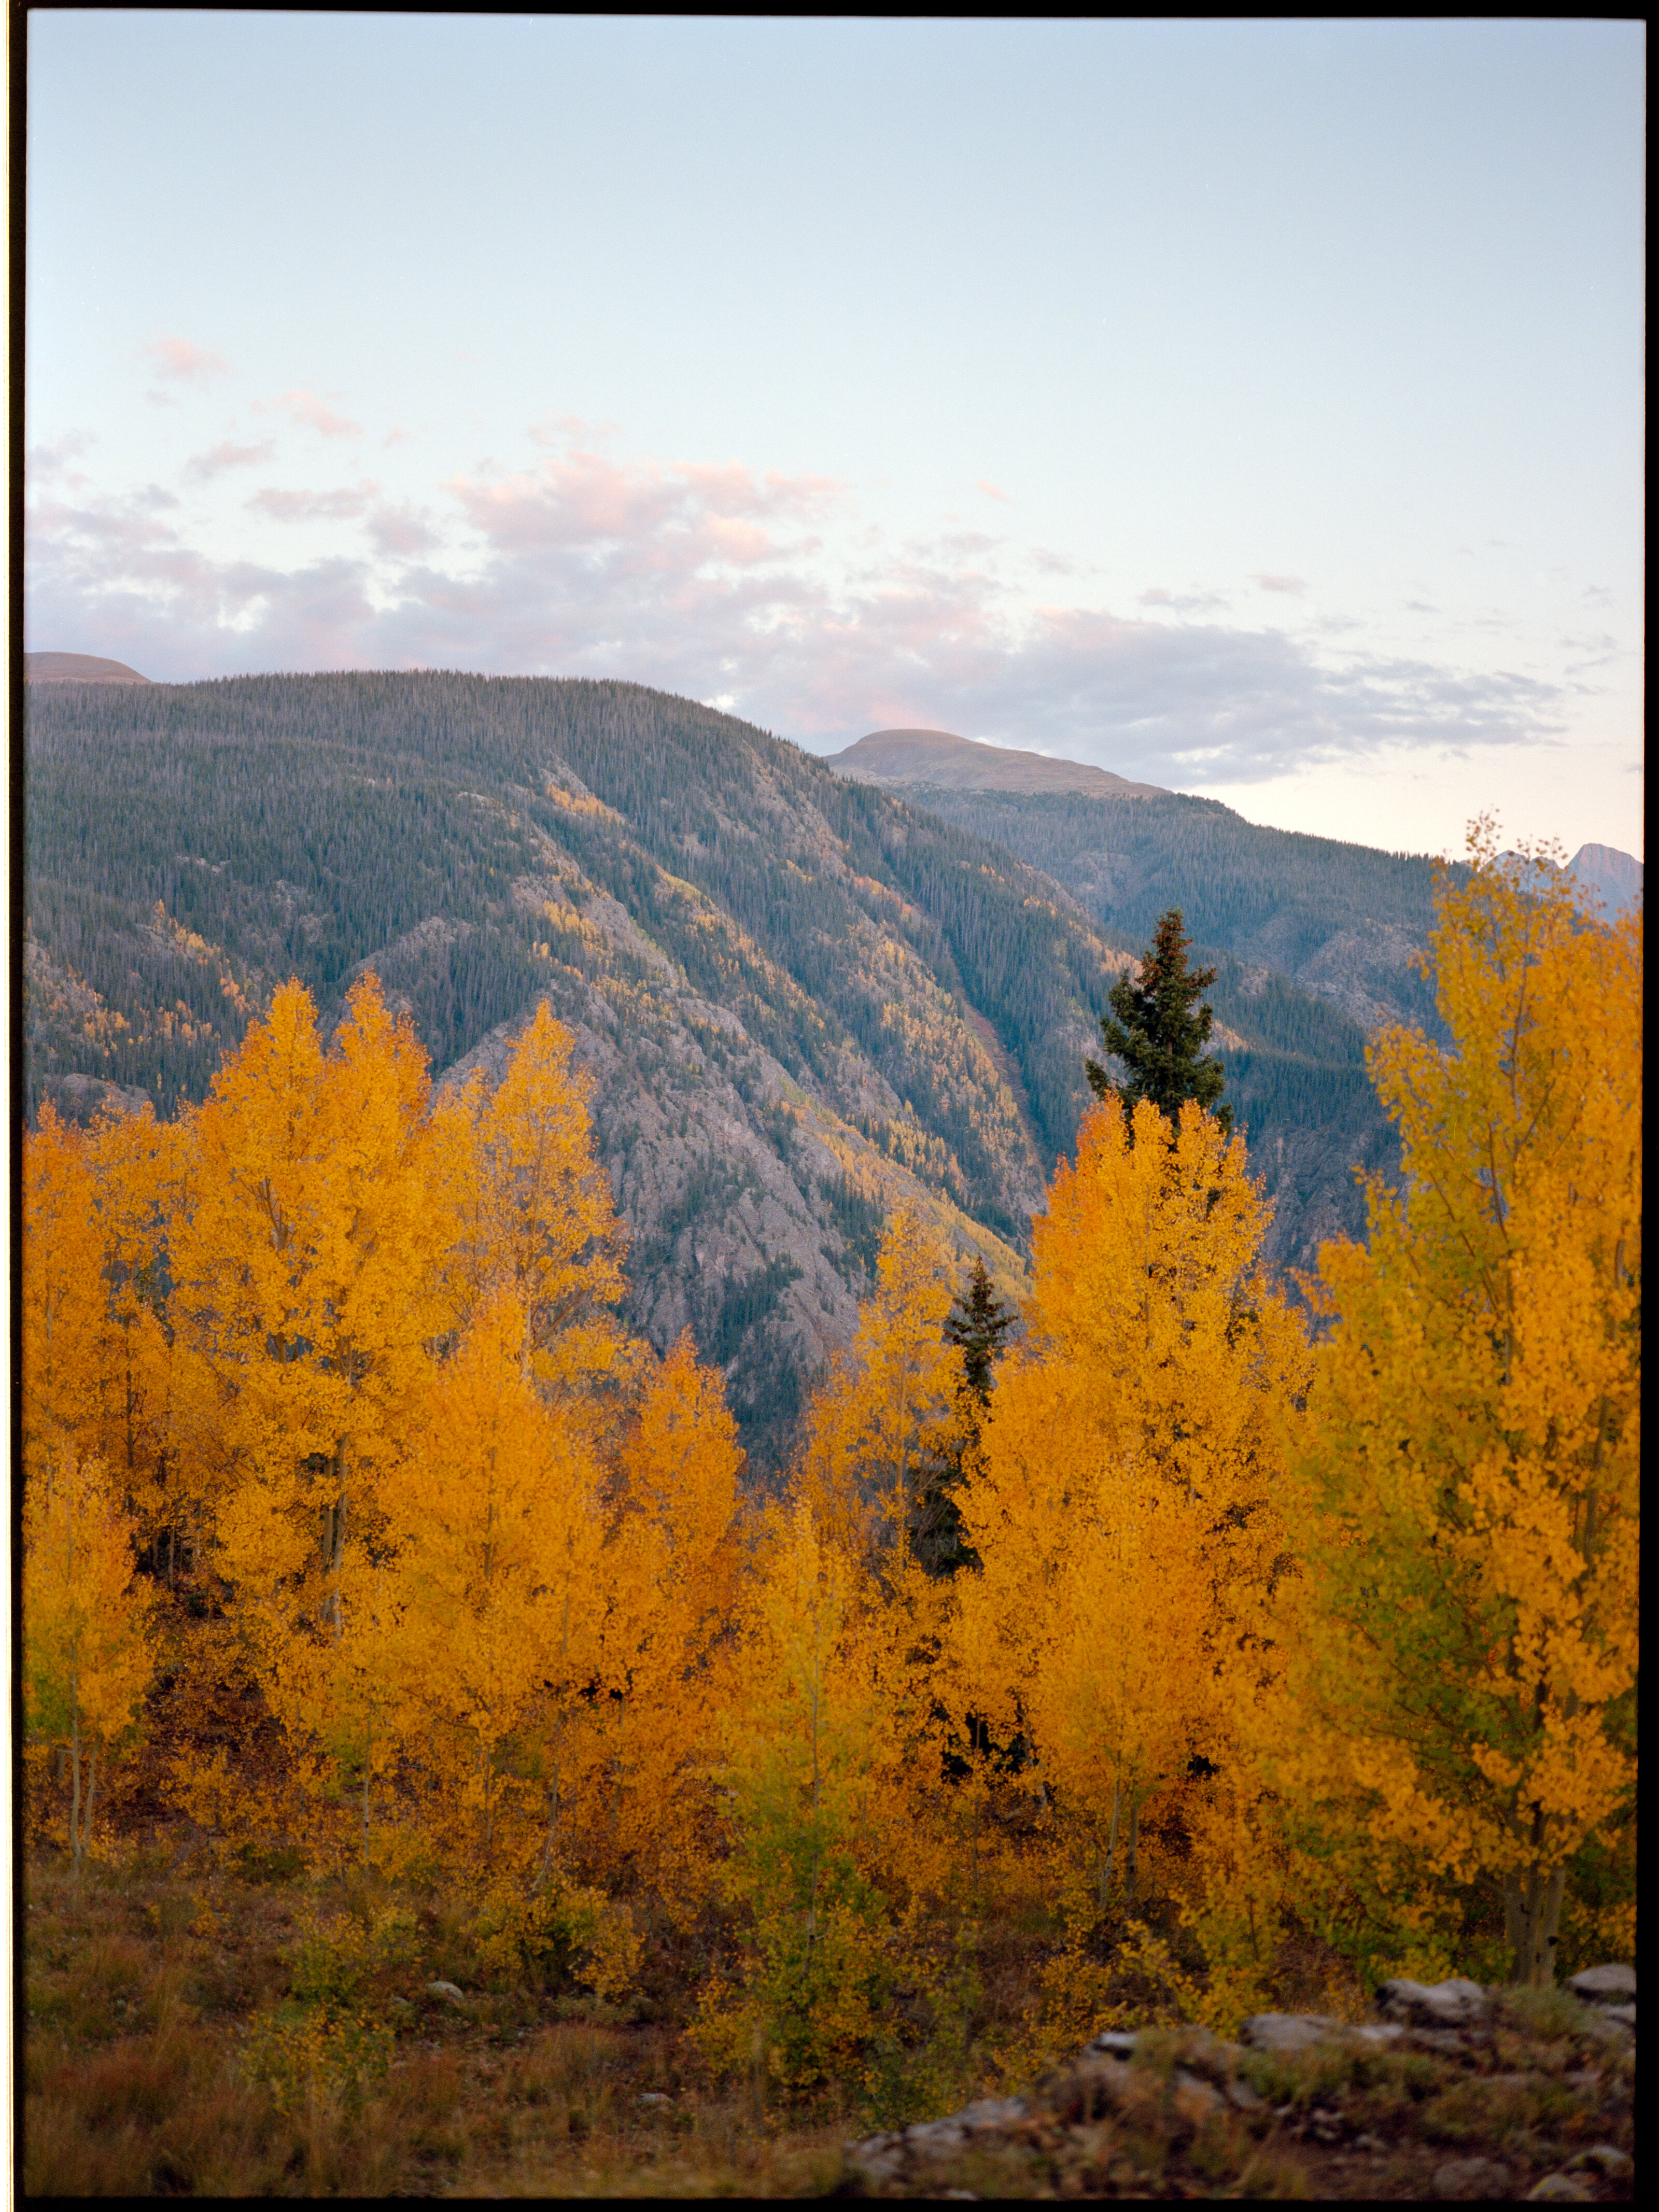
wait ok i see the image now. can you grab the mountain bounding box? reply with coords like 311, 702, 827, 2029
824, 727, 1166, 798
25, 651, 153, 683
824, 731, 1456, 1037
23, 673, 1410, 1470
1567, 843, 1643, 919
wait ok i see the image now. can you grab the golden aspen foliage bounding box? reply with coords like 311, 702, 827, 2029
952, 1092, 1309, 2031
20, 1103, 111, 1483
81, 1101, 190, 1558
595, 1332, 747, 1914
691, 1501, 895, 2098
794, 1207, 966, 1583
955, 1092, 1307, 1754
169, 974, 456, 1661
1256, 827, 1640, 1986
23, 1449, 158, 1887
371, 1289, 611, 1885
440, 1001, 632, 1410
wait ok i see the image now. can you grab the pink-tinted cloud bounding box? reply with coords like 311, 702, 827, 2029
1250, 571, 1307, 595
144, 335, 231, 382
976, 480, 1011, 502
185, 438, 278, 481
25, 426, 1569, 783
255, 388, 364, 438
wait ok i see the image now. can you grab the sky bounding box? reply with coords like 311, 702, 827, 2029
24, 13, 1646, 859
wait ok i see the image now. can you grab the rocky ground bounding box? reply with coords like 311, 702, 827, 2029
843, 1968, 1636, 2201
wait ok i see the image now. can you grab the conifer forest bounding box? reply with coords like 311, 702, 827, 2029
19, 678, 1641, 2197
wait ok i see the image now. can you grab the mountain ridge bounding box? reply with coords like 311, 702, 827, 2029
823, 725, 1166, 798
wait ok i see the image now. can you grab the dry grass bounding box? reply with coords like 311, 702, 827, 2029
21, 1836, 1637, 2200
20, 1839, 896, 2197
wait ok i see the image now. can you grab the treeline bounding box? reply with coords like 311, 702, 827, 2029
20, 842, 1639, 2105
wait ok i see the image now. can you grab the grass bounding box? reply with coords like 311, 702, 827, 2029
21, 1833, 1637, 2199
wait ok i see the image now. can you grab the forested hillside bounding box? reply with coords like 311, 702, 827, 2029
26, 672, 1400, 1462
827, 778, 1454, 1035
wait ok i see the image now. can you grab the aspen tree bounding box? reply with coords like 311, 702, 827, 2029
597, 1333, 746, 1911
952, 1092, 1308, 1962
84, 1102, 189, 1566
375, 1290, 611, 1881
442, 1002, 631, 1408
20, 1104, 110, 1483
1260, 829, 1640, 1984
795, 1208, 965, 1583
23, 1451, 157, 1888
693, 1501, 893, 2097
170, 975, 456, 1663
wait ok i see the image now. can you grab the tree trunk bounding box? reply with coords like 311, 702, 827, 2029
1124, 1795, 1140, 1912
1504, 1861, 1567, 1986
1099, 1779, 1121, 1916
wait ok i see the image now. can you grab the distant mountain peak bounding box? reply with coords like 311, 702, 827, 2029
824, 727, 1166, 798
1567, 843, 1643, 917
26, 652, 152, 683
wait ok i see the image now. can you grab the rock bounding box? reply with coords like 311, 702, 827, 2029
1172, 2068, 1224, 2122
1380, 1977, 1489, 2028
1352, 2022, 1406, 2048
1242, 2012, 1342, 2053
1432, 2155, 1513, 2199
1226, 2075, 1266, 2113
1599, 2004, 1635, 2030
1568, 1963, 1636, 2005
1088, 2030, 1140, 2060
636, 2091, 673, 2106
424, 1979, 466, 2006
1055, 2058, 1131, 2121
847, 2094, 1030, 2185
1527, 2176, 1593, 2203
1567, 2145, 1634, 2178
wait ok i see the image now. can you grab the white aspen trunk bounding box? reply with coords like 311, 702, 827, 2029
1099, 1778, 1121, 1916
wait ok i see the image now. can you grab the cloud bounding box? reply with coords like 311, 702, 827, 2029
1140, 585, 1229, 614
1249, 572, 1307, 595
247, 484, 376, 523
976, 480, 1011, 502
185, 439, 278, 481
144, 336, 231, 383
254, 388, 364, 438
25, 423, 1572, 783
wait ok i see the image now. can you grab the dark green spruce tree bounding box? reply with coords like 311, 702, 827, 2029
912, 1256, 1017, 1579
1087, 907, 1232, 1140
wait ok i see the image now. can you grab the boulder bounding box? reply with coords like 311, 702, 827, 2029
424, 1978, 467, 2006
1568, 1962, 1635, 2005
1241, 2012, 1342, 2053
1379, 1977, 1488, 2028
1526, 2177, 1594, 2203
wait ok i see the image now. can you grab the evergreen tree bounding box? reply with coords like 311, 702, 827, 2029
944, 1255, 1017, 1407
1087, 908, 1232, 1138
911, 1257, 1019, 1579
